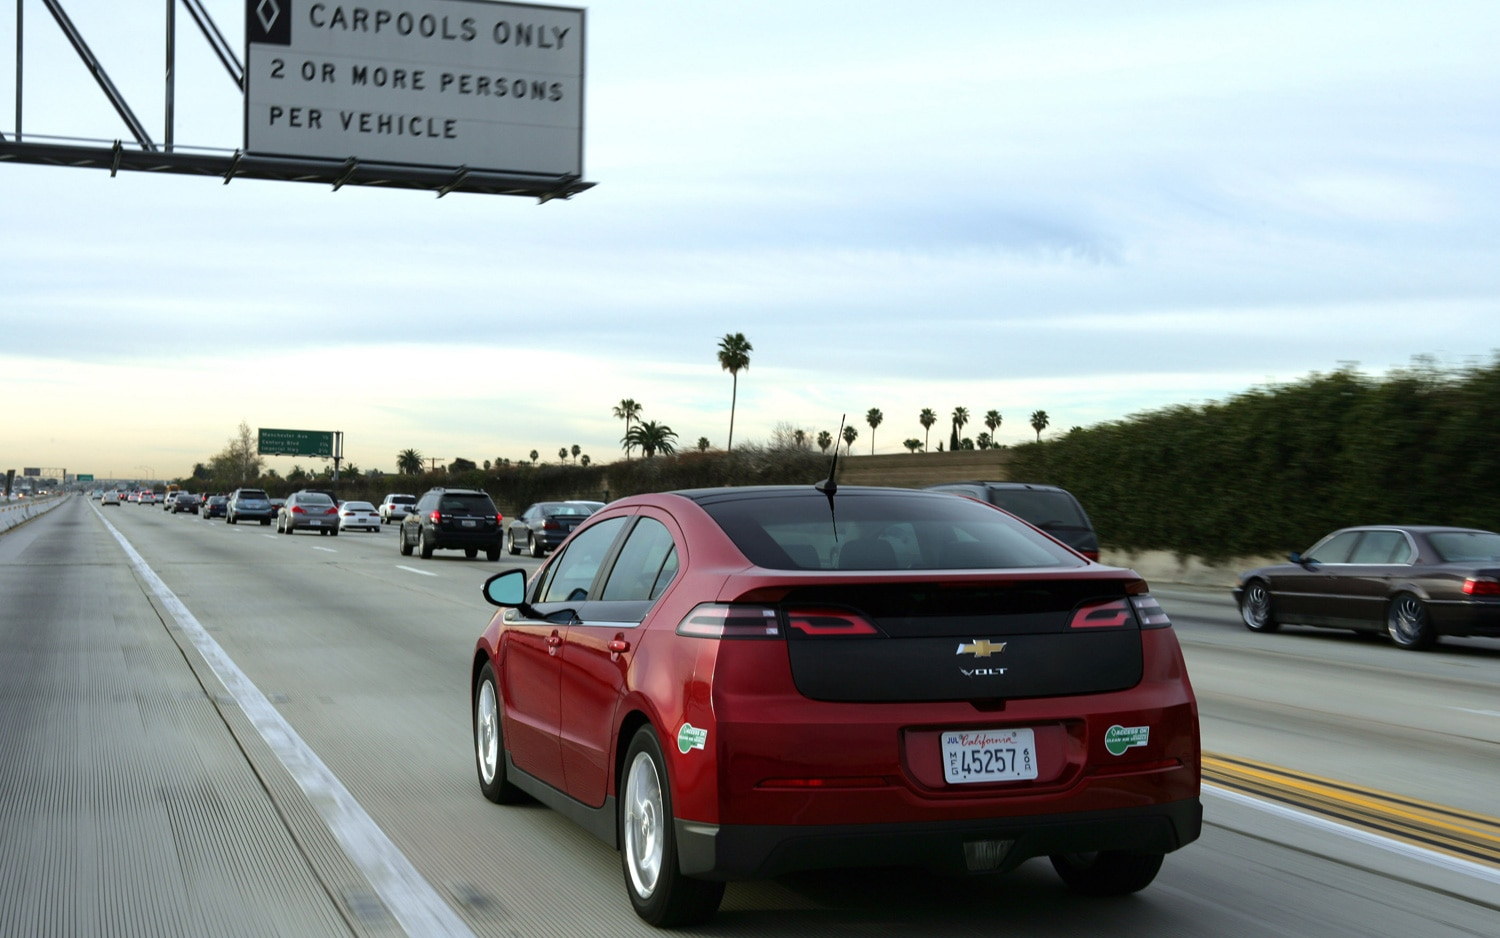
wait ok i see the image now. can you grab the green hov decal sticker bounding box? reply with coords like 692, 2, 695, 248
1104, 724, 1149, 756
677, 723, 708, 754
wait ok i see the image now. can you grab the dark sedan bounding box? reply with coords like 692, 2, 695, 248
505, 501, 597, 557
1234, 525, 1500, 649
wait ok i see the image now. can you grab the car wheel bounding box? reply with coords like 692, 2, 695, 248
227, 514, 236, 525
465, 548, 478, 559
486, 546, 501, 562
507, 530, 521, 555
474, 663, 526, 804
261, 518, 270, 526
399, 526, 413, 556
1239, 580, 1279, 633
419, 528, 434, 559
1387, 593, 1436, 650
329, 528, 338, 537
1050, 850, 1165, 897
620, 726, 725, 927
529, 532, 544, 559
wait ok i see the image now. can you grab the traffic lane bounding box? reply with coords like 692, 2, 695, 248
1156, 588, 1500, 821
0, 498, 353, 938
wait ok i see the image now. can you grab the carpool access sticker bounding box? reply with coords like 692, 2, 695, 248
1104, 724, 1149, 756
677, 724, 708, 754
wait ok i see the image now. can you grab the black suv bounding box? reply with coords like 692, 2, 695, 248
226, 487, 274, 525
924, 481, 1100, 560
399, 488, 503, 561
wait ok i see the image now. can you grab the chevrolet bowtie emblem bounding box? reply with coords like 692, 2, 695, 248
957, 640, 1006, 657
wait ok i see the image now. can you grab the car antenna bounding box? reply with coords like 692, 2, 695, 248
815, 414, 843, 540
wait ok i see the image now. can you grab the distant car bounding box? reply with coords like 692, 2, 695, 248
91, 489, 104, 500
277, 491, 340, 535
202, 495, 228, 519
126, 491, 140, 504
506, 501, 597, 557
379, 493, 417, 524
171, 493, 200, 514
338, 500, 381, 533
470, 485, 1201, 926
162, 492, 180, 512
925, 481, 1100, 561
399, 487, 502, 560
101, 490, 122, 506
138, 491, 158, 505
1234, 525, 1500, 650
226, 488, 274, 525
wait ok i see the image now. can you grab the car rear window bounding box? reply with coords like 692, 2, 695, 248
237, 490, 268, 500
1428, 531, 1500, 563
298, 494, 334, 507
697, 490, 1085, 571
441, 495, 496, 514
985, 489, 1089, 527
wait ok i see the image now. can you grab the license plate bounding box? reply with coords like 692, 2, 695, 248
462, 519, 476, 528
941, 728, 1038, 784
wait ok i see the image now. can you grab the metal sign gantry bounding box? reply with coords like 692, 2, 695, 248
1, 0, 593, 200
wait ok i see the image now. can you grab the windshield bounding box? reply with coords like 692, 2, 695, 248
697, 489, 1085, 571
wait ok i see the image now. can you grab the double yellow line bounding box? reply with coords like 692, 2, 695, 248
1204, 753, 1500, 866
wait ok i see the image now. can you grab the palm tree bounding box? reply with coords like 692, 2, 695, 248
951, 406, 969, 450
793, 428, 807, 449
624, 420, 678, 458
984, 409, 1002, 442
904, 438, 923, 453
919, 408, 937, 452
529, 450, 539, 465
1030, 409, 1050, 442
558, 447, 569, 463
396, 448, 423, 475
717, 333, 753, 451
865, 408, 883, 455
841, 424, 858, 454
580, 455, 591, 467
817, 430, 832, 454
571, 444, 581, 463
697, 437, 711, 452
613, 399, 642, 459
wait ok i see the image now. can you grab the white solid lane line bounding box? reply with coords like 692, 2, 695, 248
397, 565, 437, 577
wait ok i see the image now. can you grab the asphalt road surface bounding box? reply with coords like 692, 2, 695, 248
2, 496, 1497, 936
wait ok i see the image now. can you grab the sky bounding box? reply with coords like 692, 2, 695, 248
3, 0, 1499, 481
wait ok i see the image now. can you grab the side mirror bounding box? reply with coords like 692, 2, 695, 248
482, 568, 532, 611
1289, 552, 1312, 567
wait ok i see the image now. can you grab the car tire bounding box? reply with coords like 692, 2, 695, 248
486, 546, 501, 562
507, 530, 521, 555
227, 514, 236, 525
1049, 850, 1165, 897
620, 726, 725, 927
474, 663, 526, 804
529, 532, 544, 559
419, 529, 434, 559
465, 548, 478, 559
261, 518, 270, 526
399, 527, 413, 556
1387, 593, 1436, 650
1239, 580, 1279, 633
329, 528, 338, 537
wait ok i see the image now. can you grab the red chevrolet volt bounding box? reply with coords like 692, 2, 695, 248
471, 485, 1201, 926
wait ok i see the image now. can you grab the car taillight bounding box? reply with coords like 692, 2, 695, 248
1069, 598, 1132, 629
326, 507, 338, 515
786, 607, 880, 637
496, 514, 504, 525
542, 520, 561, 530
676, 604, 781, 639
291, 506, 305, 514
430, 510, 442, 524
1463, 577, 1500, 596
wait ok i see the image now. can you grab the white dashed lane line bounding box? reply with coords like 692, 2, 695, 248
396, 565, 437, 577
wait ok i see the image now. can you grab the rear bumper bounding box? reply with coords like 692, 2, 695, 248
677, 797, 1202, 880
1430, 600, 1500, 637
429, 527, 503, 550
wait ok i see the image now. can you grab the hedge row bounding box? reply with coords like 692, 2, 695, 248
1004, 356, 1500, 562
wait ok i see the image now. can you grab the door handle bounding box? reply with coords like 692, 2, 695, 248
547, 631, 563, 655
608, 639, 630, 654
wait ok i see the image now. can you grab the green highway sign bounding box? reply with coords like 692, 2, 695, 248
258, 428, 334, 458
77, 474, 94, 482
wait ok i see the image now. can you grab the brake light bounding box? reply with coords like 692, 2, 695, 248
496, 514, 504, 525
676, 604, 781, 639
290, 505, 305, 514
1463, 577, 1500, 596
430, 510, 442, 524
542, 520, 561, 530
1069, 598, 1131, 629
786, 607, 880, 637
326, 506, 338, 515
